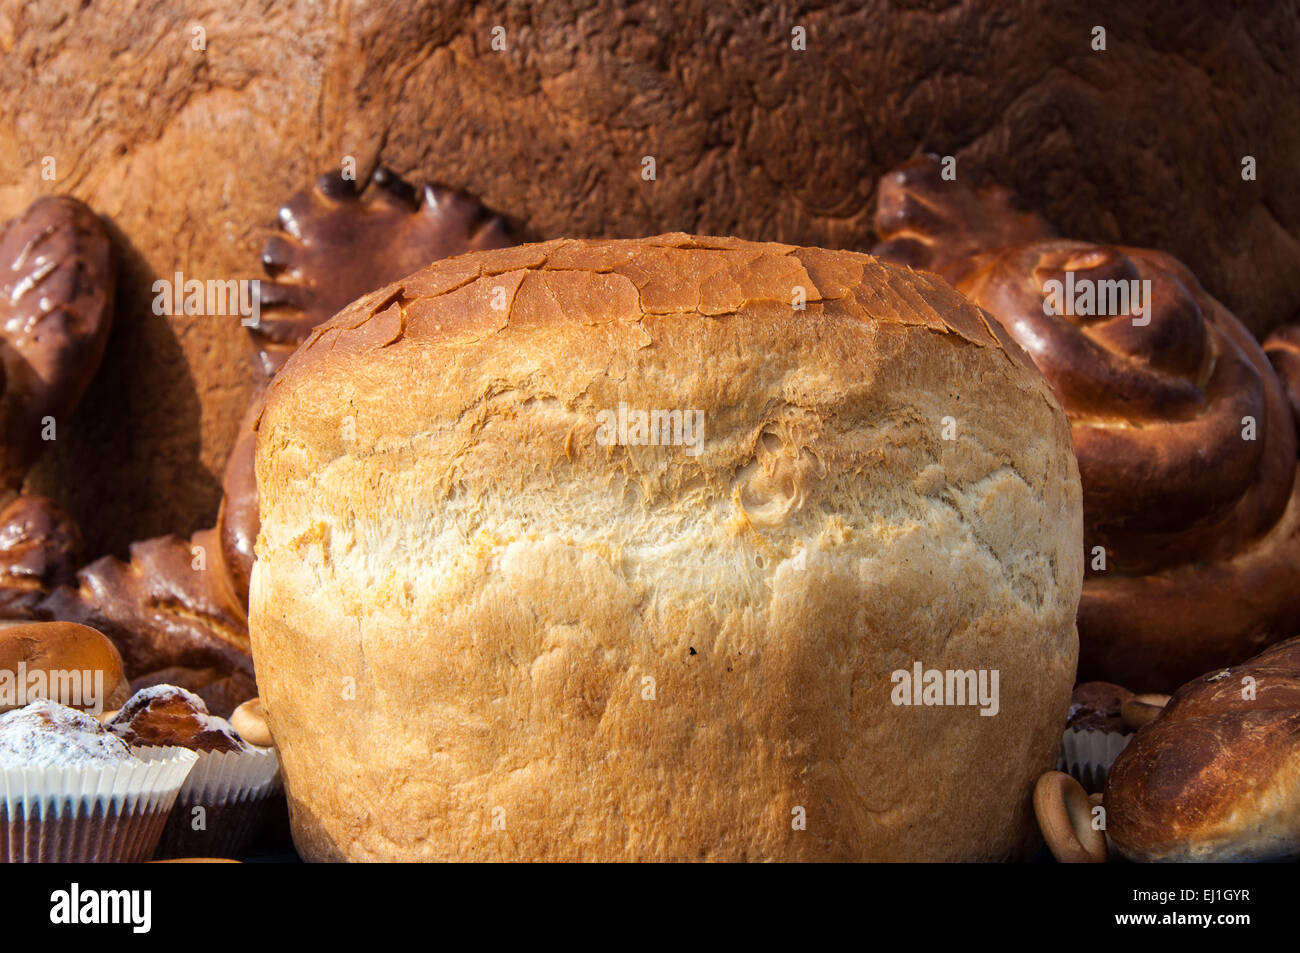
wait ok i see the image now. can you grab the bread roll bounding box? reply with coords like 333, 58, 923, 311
1105, 637, 1300, 862
0, 621, 128, 714
250, 234, 1083, 861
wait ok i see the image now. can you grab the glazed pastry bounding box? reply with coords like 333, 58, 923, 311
0, 196, 115, 489
874, 155, 1300, 691
0, 496, 84, 619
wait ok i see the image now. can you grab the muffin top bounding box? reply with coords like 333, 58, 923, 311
1066, 681, 1135, 733
0, 698, 136, 768
109, 684, 248, 753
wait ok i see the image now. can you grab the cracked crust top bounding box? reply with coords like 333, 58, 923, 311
251, 234, 1083, 861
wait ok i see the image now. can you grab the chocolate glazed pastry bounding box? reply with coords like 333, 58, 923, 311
0, 197, 115, 489
1264, 324, 1300, 442
1105, 636, 1300, 862
251, 166, 515, 375
874, 155, 1300, 691
0, 496, 83, 618
37, 528, 254, 718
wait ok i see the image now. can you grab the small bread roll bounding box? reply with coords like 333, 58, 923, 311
0, 621, 128, 714
229, 696, 272, 747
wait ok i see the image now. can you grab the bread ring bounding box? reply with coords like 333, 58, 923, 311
230, 696, 272, 747
1034, 771, 1107, 863
1121, 693, 1171, 731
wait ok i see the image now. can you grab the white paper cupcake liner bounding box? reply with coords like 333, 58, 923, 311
1059, 728, 1132, 794
0, 747, 198, 862
154, 745, 282, 859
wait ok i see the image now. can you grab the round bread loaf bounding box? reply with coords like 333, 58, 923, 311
1105, 636, 1300, 862
250, 234, 1084, 861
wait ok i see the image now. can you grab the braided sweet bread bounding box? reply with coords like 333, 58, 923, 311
874, 156, 1300, 691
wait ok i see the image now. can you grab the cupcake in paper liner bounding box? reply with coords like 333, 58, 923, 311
108, 685, 281, 860
0, 698, 198, 862
1059, 681, 1135, 794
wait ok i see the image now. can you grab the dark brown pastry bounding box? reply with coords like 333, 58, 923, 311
1067, 682, 1133, 734
109, 684, 247, 753
872, 155, 1055, 284
0, 495, 83, 618
252, 166, 514, 374
0, 196, 115, 489
1263, 323, 1300, 442
1105, 636, 1300, 862
874, 156, 1300, 692
37, 528, 254, 717
215, 385, 265, 608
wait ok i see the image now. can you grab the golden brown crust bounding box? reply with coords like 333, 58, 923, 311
1105, 637, 1300, 861
252, 234, 1083, 861
253, 167, 515, 375
0, 621, 128, 713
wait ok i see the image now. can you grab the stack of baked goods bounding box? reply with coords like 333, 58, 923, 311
0, 620, 279, 860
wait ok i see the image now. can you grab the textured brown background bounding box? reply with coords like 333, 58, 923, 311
1, 0, 1297, 557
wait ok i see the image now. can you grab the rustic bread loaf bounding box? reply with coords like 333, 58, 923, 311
251, 234, 1084, 860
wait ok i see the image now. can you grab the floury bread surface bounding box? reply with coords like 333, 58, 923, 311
250, 234, 1083, 861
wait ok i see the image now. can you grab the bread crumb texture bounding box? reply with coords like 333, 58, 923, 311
251, 235, 1082, 860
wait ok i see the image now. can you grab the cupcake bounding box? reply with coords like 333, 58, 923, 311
0, 698, 197, 862
1059, 681, 1135, 793
108, 685, 280, 859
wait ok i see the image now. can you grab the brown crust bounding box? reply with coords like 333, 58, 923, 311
1033, 771, 1107, 863
109, 684, 245, 753
0, 196, 115, 489
36, 529, 254, 718
1263, 323, 1300, 443
0, 495, 83, 619
0, 621, 128, 713
872, 154, 1056, 285
1105, 637, 1300, 861
253, 233, 1082, 861
251, 166, 515, 374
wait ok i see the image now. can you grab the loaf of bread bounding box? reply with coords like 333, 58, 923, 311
251, 234, 1083, 861
874, 156, 1300, 691
1105, 636, 1300, 862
